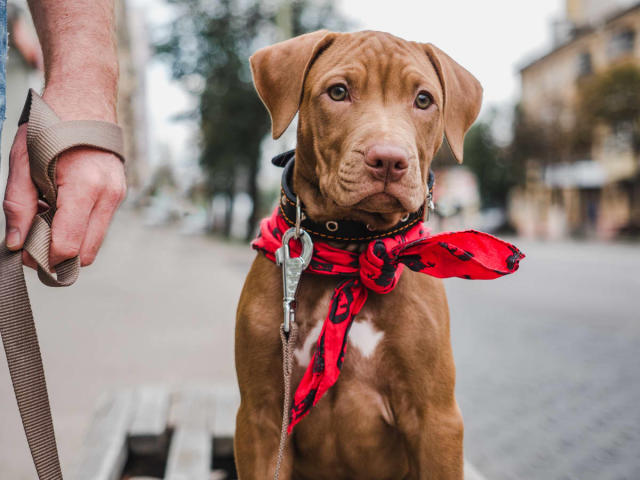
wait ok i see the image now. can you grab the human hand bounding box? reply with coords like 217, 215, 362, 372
3, 112, 126, 269
5, 0, 124, 270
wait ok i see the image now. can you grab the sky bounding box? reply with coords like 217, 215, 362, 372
132, 0, 565, 174
338, 0, 563, 107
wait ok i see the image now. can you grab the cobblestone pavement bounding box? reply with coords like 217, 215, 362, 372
448, 238, 640, 480
0, 210, 638, 479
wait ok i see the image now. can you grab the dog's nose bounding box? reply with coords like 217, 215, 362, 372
364, 144, 409, 182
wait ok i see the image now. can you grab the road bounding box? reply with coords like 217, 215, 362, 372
0, 210, 638, 479
449, 237, 640, 480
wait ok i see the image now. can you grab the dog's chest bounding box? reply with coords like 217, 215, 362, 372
290, 281, 410, 479
293, 291, 385, 370
292, 283, 391, 386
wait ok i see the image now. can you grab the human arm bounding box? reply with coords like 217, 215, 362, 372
3, 0, 126, 267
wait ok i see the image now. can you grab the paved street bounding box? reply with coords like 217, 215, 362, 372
450, 237, 640, 480
1, 210, 639, 479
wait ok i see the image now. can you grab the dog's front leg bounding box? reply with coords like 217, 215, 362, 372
235, 257, 294, 479
235, 401, 293, 479
402, 403, 464, 480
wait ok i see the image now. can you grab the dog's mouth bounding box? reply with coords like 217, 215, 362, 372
335, 180, 425, 213
313, 169, 427, 229
355, 192, 405, 214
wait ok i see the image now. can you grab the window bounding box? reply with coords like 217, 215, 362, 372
577, 51, 593, 77
608, 29, 635, 58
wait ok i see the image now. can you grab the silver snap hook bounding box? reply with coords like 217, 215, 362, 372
426, 193, 435, 221
295, 196, 302, 238
400, 213, 410, 222
276, 228, 314, 333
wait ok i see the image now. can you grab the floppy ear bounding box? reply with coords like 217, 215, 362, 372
423, 43, 483, 163
250, 30, 336, 139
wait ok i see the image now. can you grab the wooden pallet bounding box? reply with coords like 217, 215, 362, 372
74, 384, 487, 480
73, 385, 239, 480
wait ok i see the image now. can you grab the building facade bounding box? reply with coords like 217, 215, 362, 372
511, 0, 640, 239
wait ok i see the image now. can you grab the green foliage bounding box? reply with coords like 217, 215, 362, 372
510, 101, 577, 166
463, 121, 516, 208
431, 119, 518, 208
155, 0, 348, 237
578, 64, 640, 126
576, 63, 640, 152
508, 64, 640, 186
156, 0, 267, 197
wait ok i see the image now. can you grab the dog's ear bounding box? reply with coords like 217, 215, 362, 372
423, 44, 483, 163
250, 30, 336, 139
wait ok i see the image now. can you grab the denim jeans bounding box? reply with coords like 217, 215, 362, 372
0, 0, 7, 146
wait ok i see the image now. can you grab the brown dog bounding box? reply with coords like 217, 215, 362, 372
235, 30, 482, 479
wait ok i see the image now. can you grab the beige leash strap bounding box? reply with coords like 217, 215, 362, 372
274, 322, 298, 480
0, 89, 124, 479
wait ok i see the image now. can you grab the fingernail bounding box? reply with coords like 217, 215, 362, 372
6, 228, 21, 250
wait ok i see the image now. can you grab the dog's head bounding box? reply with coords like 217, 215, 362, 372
251, 30, 482, 229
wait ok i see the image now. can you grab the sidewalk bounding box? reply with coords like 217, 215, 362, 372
0, 210, 247, 479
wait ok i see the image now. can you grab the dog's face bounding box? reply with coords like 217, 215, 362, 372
251, 31, 482, 229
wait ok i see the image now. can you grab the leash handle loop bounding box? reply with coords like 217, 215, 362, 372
23, 89, 125, 286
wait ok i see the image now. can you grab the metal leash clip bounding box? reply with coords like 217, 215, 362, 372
275, 196, 313, 333
426, 191, 435, 221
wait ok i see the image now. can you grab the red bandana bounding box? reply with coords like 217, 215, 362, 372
252, 207, 524, 433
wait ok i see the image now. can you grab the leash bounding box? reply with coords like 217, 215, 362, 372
274, 322, 298, 480
0, 89, 124, 479
273, 195, 312, 480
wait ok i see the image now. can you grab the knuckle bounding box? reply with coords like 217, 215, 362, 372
3, 197, 36, 218
53, 243, 81, 260
105, 183, 126, 205
51, 228, 84, 260
84, 171, 106, 191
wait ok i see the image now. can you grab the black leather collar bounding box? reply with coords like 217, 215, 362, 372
273, 150, 434, 242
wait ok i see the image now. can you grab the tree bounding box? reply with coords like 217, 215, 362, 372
576, 64, 640, 155
463, 120, 517, 208
156, 0, 348, 239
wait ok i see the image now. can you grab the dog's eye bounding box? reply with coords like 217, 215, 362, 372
328, 84, 348, 101
414, 91, 433, 109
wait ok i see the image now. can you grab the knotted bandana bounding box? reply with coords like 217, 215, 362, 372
252, 207, 524, 433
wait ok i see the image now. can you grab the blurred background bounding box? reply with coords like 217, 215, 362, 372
0, 0, 639, 479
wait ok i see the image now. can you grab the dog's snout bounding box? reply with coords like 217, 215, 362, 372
364, 144, 409, 182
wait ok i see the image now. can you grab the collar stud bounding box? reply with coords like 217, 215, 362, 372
325, 221, 339, 232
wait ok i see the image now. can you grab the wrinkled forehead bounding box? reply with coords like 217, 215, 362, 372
306, 31, 443, 104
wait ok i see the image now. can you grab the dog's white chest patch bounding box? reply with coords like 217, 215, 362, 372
294, 321, 323, 367
349, 316, 384, 359
293, 315, 384, 367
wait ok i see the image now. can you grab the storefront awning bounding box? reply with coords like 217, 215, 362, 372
544, 160, 607, 188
